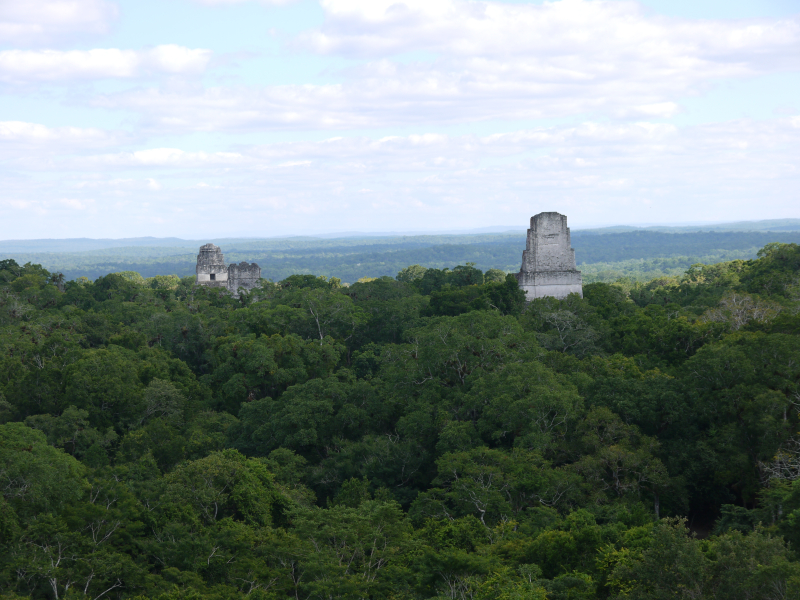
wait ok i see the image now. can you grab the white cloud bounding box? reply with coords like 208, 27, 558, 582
0, 121, 127, 174
89, 0, 800, 132
145, 45, 214, 73
2, 116, 798, 237
188, 0, 298, 4
0, 0, 118, 46
305, 0, 800, 66
2, 0, 799, 237
58, 198, 94, 210
626, 103, 681, 119
0, 46, 213, 83
85, 147, 247, 167
73, 178, 143, 188
0, 120, 114, 144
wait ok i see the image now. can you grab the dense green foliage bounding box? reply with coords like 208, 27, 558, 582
1, 244, 800, 600
5, 230, 800, 284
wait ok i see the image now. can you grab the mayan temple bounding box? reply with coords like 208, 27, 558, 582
516, 212, 583, 300
195, 243, 261, 298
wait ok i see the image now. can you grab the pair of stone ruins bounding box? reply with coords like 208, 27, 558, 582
195, 243, 261, 298
195, 211, 582, 300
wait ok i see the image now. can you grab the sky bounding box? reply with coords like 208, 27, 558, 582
1, 0, 799, 239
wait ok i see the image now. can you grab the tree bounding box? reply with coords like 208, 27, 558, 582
522, 295, 602, 357
396, 265, 428, 283
465, 361, 583, 454
202, 332, 343, 414
164, 449, 282, 526
573, 408, 670, 513
611, 518, 800, 600
484, 269, 507, 284
63, 346, 146, 430
0, 423, 87, 518
25, 405, 117, 459
288, 500, 412, 598
610, 519, 704, 600
415, 448, 576, 527
382, 311, 541, 390
231, 377, 388, 458
701, 291, 782, 331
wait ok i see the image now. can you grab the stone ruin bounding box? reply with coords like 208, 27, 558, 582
516, 212, 583, 300
195, 243, 261, 298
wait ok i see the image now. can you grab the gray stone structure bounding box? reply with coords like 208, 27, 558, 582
196, 243, 228, 288
515, 212, 583, 300
228, 261, 261, 295
195, 244, 261, 298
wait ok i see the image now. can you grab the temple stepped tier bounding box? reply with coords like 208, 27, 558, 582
515, 212, 583, 300
195, 243, 261, 298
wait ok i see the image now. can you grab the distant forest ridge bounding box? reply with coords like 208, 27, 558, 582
576, 217, 800, 234
2, 229, 800, 284
1, 217, 799, 254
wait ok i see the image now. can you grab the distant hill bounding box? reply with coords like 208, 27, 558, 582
3, 228, 800, 284
2, 218, 798, 255
576, 218, 800, 235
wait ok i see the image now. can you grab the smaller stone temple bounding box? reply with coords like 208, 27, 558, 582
516, 212, 583, 300
195, 243, 261, 298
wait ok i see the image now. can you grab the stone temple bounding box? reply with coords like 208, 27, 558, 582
516, 212, 583, 300
195, 244, 261, 298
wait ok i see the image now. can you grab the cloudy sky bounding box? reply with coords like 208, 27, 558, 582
1, 0, 799, 238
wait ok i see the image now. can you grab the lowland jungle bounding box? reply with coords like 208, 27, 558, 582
1, 232, 800, 599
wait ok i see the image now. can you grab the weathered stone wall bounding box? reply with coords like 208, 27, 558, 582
196, 243, 228, 288
516, 212, 583, 300
227, 261, 261, 297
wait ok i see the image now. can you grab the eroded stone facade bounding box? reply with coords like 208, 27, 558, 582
228, 261, 261, 295
195, 244, 261, 298
516, 212, 583, 300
